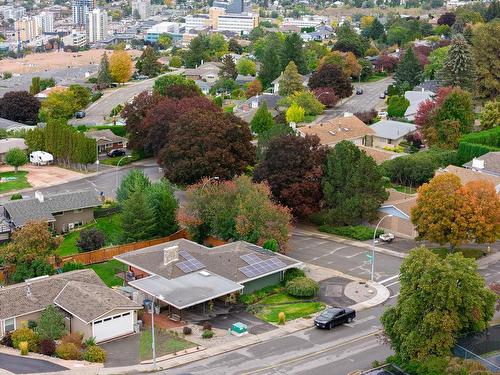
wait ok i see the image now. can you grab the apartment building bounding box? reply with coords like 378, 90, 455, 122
87, 8, 108, 43
72, 0, 96, 26
14, 17, 39, 43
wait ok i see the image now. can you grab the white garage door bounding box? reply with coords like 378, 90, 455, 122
93, 311, 134, 343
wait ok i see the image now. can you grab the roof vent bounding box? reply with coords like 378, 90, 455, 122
328, 131, 336, 135
163, 245, 179, 266
343, 127, 349, 131
472, 158, 484, 170
199, 270, 211, 277
34, 191, 44, 203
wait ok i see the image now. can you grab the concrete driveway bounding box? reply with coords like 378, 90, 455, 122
101, 333, 141, 368
0, 353, 67, 374
204, 310, 277, 335
318, 277, 356, 307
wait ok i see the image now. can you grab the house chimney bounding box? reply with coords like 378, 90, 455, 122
34, 191, 44, 203
472, 158, 484, 170
344, 112, 353, 117
163, 246, 179, 266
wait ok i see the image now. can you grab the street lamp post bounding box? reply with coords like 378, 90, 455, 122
201, 176, 219, 190
371, 214, 393, 282
151, 295, 156, 370
115, 155, 132, 192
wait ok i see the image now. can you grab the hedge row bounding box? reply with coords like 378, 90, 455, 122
457, 127, 500, 164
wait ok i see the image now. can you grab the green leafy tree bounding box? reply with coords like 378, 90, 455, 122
424, 46, 450, 79
96, 52, 113, 88
334, 23, 369, 57
394, 47, 422, 91
145, 180, 179, 237
169, 55, 182, 68
288, 91, 325, 116
39, 90, 79, 121
479, 100, 500, 130
471, 20, 500, 99
278, 61, 304, 96
121, 191, 157, 242
36, 305, 66, 340
209, 78, 238, 95
116, 169, 151, 203
387, 95, 410, 118
322, 141, 388, 225
381, 247, 496, 362
437, 35, 476, 92
153, 74, 200, 97
220, 54, 237, 80
236, 58, 256, 76
256, 123, 295, 160
157, 33, 172, 49
250, 101, 274, 134
138, 46, 161, 78
281, 32, 307, 74
286, 102, 305, 124
5, 147, 28, 172
436, 87, 474, 134
387, 26, 412, 46
259, 33, 283, 88
68, 85, 91, 110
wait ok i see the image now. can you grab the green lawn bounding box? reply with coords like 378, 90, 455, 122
259, 292, 308, 305
432, 248, 485, 259
257, 301, 325, 323
100, 155, 138, 166
363, 72, 389, 82
87, 259, 125, 287
57, 214, 123, 256
139, 328, 196, 361
0, 171, 31, 193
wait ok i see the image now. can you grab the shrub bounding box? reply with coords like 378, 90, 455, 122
83, 337, 96, 347
284, 268, 306, 283
36, 305, 66, 340
39, 338, 56, 356
20, 341, 28, 355
202, 322, 212, 331
202, 330, 214, 339
83, 345, 107, 363
55, 342, 80, 360
61, 332, 83, 348
27, 320, 37, 330
238, 293, 258, 305
354, 109, 378, 124
387, 95, 410, 118
61, 262, 85, 272
318, 225, 383, 241
183, 326, 192, 335
278, 312, 286, 325
0, 332, 13, 347
286, 277, 319, 297
10, 193, 22, 200
11, 327, 39, 352
77, 228, 105, 252
262, 239, 279, 252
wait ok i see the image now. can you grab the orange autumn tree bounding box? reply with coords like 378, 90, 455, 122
411, 173, 500, 249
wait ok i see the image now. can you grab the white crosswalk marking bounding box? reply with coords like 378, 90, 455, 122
379, 275, 399, 284
344, 315, 376, 327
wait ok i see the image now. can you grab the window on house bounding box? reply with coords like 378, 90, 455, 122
4, 317, 15, 332
388, 139, 392, 145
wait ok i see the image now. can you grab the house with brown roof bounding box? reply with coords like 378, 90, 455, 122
85, 129, 127, 154
0, 269, 141, 343
183, 61, 223, 83
435, 165, 500, 191
358, 146, 406, 165
115, 239, 302, 320
297, 114, 374, 147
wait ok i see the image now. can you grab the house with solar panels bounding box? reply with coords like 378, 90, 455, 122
114, 239, 302, 321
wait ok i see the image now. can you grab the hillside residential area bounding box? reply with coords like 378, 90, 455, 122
0, 0, 498, 374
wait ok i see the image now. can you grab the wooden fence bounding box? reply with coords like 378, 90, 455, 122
57, 228, 188, 266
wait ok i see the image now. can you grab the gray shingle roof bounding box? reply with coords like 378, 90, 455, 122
463, 152, 500, 177
115, 239, 300, 283
3, 190, 101, 227
54, 281, 141, 323
0, 269, 102, 320
370, 120, 417, 140
85, 129, 126, 145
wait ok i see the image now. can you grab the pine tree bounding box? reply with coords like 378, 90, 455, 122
437, 34, 476, 92
221, 54, 237, 80
138, 46, 161, 78
121, 191, 157, 242
250, 101, 275, 134
97, 52, 113, 88
282, 32, 307, 74
259, 33, 283, 88
30, 77, 41, 95
278, 61, 304, 96
394, 47, 423, 91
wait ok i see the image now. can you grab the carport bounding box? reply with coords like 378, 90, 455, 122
129, 270, 244, 320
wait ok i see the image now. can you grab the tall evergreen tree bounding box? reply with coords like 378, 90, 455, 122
145, 180, 179, 237
278, 61, 304, 96
437, 34, 476, 92
97, 52, 113, 88
250, 102, 274, 134
220, 54, 237, 80
394, 47, 423, 91
281, 32, 307, 74
121, 191, 157, 242
258, 33, 283, 88
138, 46, 161, 78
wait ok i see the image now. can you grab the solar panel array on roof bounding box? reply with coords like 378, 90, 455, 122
240, 253, 261, 265
239, 258, 287, 278
176, 251, 205, 273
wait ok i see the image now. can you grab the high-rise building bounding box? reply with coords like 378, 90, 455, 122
132, 0, 150, 20
35, 12, 54, 33
72, 0, 95, 26
1, 5, 26, 21
87, 8, 108, 43
213, 0, 244, 13
14, 17, 39, 42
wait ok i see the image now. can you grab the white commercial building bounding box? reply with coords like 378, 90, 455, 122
1, 6, 26, 21
62, 31, 88, 47
35, 12, 54, 33
216, 13, 258, 33
185, 14, 210, 30
144, 21, 183, 43
132, 0, 150, 20
87, 8, 108, 43
282, 15, 329, 28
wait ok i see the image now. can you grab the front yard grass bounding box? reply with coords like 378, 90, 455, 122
87, 259, 125, 287
0, 171, 31, 193
257, 301, 325, 323
57, 214, 123, 256
139, 328, 196, 361
432, 247, 485, 259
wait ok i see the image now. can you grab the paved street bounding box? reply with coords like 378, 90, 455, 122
0, 353, 67, 374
